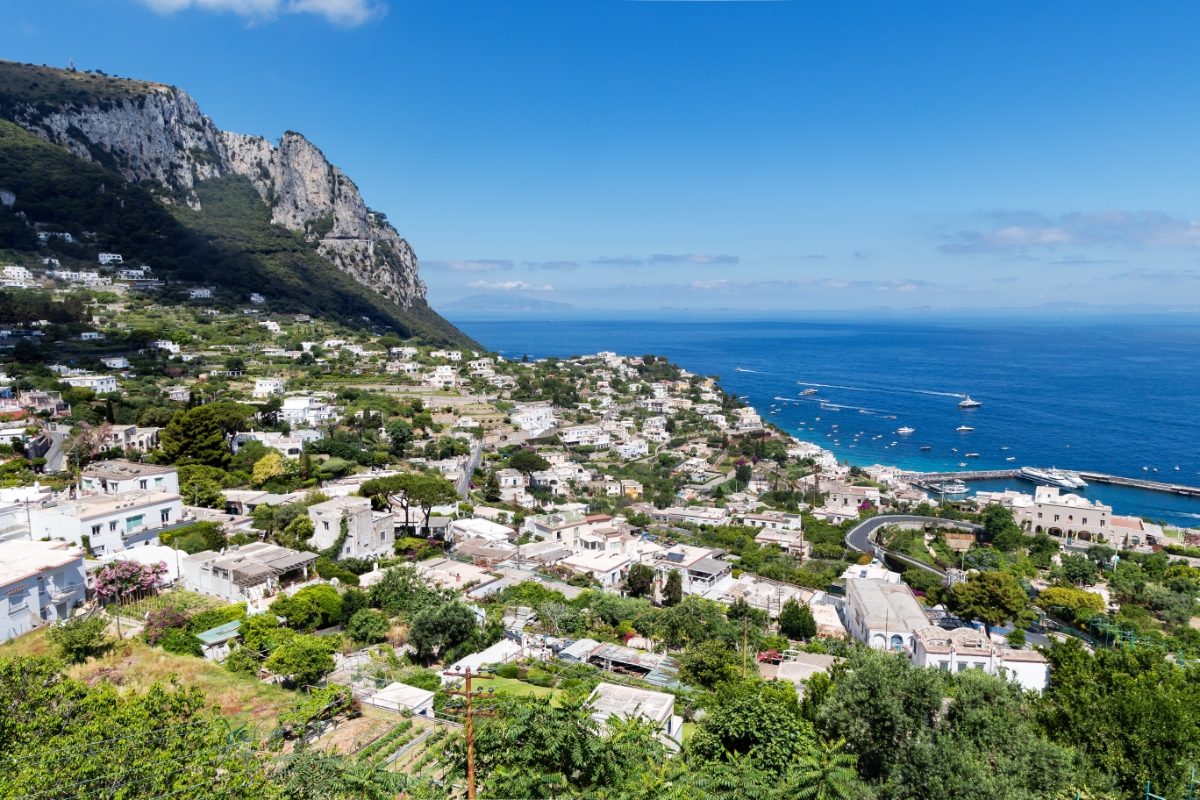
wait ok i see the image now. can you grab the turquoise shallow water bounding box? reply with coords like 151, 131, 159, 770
449, 316, 1200, 528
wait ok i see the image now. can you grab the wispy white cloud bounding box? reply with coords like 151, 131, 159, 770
135, 0, 385, 26
467, 280, 555, 291
590, 255, 643, 266
650, 253, 739, 265
941, 211, 1200, 254
425, 259, 513, 273
523, 260, 579, 271
1112, 268, 1200, 282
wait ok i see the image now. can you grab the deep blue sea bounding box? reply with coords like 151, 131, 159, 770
449, 316, 1200, 528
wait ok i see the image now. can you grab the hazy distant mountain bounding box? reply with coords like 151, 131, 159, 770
439, 293, 579, 315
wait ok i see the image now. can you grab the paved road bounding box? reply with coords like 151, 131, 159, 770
844, 515, 983, 578
456, 440, 483, 499
43, 425, 69, 473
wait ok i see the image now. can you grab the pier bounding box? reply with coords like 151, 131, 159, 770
900, 468, 1200, 498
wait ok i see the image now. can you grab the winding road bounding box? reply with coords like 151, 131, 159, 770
844, 514, 984, 578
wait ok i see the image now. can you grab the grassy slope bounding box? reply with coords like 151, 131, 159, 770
0, 60, 159, 108
0, 627, 294, 730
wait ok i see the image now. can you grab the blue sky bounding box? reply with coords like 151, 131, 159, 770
5, 0, 1200, 311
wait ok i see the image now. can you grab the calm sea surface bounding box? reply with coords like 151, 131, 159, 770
449, 316, 1200, 528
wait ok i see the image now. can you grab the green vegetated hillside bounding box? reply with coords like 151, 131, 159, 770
0, 119, 474, 348
0, 61, 159, 109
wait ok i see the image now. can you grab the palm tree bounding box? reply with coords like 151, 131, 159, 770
788, 738, 867, 800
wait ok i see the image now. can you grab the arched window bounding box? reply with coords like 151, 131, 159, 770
890, 634, 904, 650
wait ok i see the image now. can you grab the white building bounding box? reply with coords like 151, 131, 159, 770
29, 490, 184, 556
651, 506, 731, 527
101, 356, 130, 370
587, 682, 682, 749
188, 287, 214, 299
447, 517, 514, 544
180, 542, 316, 606
253, 378, 286, 398
97, 252, 124, 265
1023, 486, 1112, 542
615, 438, 649, 459
655, 544, 733, 596
232, 429, 320, 458
511, 402, 556, 436
103, 425, 160, 453
0, 540, 86, 643
911, 625, 1049, 691
307, 496, 394, 560
844, 578, 929, 651
280, 395, 337, 428
826, 484, 882, 512
559, 424, 610, 448
81, 460, 179, 496
63, 374, 118, 394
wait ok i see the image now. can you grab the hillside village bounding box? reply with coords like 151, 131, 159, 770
3, 281, 1200, 797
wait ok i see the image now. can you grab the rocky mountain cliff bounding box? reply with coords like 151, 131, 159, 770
0, 61, 424, 310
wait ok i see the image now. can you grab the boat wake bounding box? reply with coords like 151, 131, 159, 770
797, 380, 966, 399
736, 367, 769, 374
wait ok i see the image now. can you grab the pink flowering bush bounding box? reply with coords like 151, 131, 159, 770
94, 560, 167, 603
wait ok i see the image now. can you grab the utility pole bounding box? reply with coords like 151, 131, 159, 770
742, 616, 749, 679
443, 666, 494, 800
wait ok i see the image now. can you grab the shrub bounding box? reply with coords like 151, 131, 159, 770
188, 603, 248, 634
157, 628, 203, 657
143, 607, 191, 645
47, 615, 111, 663
346, 608, 389, 645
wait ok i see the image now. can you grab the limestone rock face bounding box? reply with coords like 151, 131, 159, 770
8, 85, 425, 307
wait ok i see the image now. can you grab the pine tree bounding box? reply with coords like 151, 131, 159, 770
664, 569, 683, 607
779, 597, 817, 640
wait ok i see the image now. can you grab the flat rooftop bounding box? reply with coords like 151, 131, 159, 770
846, 578, 929, 633
588, 682, 675, 727
0, 539, 82, 586
82, 460, 174, 480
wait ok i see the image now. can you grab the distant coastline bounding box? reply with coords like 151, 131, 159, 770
449, 315, 1200, 528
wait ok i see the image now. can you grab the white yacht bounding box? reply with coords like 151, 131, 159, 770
897, 426, 915, 435
800, 388, 819, 396
958, 396, 982, 409
1019, 466, 1088, 490
935, 480, 969, 495
956, 425, 974, 433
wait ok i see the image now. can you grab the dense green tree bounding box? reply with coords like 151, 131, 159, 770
664, 569, 683, 607
948, 570, 1032, 629
883, 669, 1080, 800
788, 738, 873, 800
45, 615, 111, 663
507, 448, 551, 474
275, 749, 414, 800
779, 597, 818, 640
346, 608, 390, 645
815, 649, 945, 781
385, 419, 414, 457
407, 601, 477, 662
982, 504, 1025, 552
367, 564, 451, 618
679, 639, 741, 689
463, 695, 668, 799
624, 562, 655, 598
689, 679, 815, 773
1055, 553, 1100, 586
269, 584, 342, 631
264, 634, 337, 686
160, 406, 232, 467
0, 656, 276, 799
